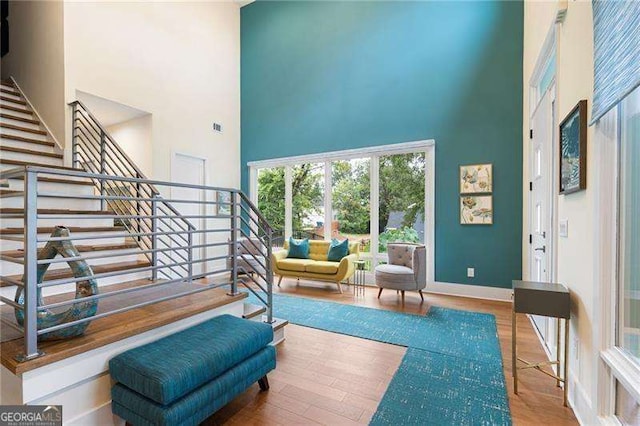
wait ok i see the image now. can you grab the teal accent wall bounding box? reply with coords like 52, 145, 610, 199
241, 1, 523, 288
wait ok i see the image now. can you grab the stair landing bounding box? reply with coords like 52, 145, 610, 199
0, 278, 246, 374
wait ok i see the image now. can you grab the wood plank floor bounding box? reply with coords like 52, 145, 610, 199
207, 278, 578, 425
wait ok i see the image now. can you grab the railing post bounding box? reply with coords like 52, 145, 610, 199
228, 192, 238, 296
151, 195, 158, 281
187, 226, 193, 283
99, 130, 106, 211
18, 169, 43, 361
266, 226, 274, 324
135, 175, 142, 243
71, 105, 78, 169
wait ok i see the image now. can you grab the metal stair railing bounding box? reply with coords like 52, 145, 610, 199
69, 100, 194, 281
0, 165, 274, 362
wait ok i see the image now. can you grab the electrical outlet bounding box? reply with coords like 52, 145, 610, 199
212, 122, 223, 132
573, 336, 580, 360
467, 268, 475, 278
559, 219, 569, 238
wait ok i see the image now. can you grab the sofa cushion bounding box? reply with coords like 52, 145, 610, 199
375, 264, 416, 289
327, 239, 349, 262
277, 258, 314, 272
109, 315, 273, 405
305, 260, 339, 275
287, 237, 309, 259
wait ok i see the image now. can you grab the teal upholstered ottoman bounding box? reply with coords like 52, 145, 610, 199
109, 314, 276, 426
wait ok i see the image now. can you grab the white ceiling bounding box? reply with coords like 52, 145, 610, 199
76, 91, 150, 127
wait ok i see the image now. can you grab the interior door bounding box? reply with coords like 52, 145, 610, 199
171, 153, 206, 277
529, 87, 554, 344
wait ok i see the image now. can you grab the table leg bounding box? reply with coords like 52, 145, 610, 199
512, 307, 518, 394
564, 318, 569, 407
556, 319, 561, 388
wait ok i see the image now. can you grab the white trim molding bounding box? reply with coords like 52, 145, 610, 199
247, 139, 435, 169
427, 281, 512, 302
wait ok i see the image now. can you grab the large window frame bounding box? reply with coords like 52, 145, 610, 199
595, 95, 640, 423
248, 140, 435, 284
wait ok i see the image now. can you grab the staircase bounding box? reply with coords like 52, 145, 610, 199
0, 79, 150, 296
0, 78, 281, 363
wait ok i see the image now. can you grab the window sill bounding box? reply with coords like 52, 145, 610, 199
601, 347, 640, 403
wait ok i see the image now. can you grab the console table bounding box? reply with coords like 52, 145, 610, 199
512, 280, 570, 406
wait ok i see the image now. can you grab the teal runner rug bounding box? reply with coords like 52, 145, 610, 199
245, 292, 512, 425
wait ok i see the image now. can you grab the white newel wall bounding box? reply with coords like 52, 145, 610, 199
523, 1, 598, 423
62, 1, 241, 188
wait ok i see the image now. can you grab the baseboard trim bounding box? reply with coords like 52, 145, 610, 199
426, 281, 512, 302
568, 367, 597, 426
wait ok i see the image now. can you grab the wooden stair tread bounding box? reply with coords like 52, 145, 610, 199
1, 283, 247, 374
0, 104, 32, 116
0, 95, 27, 106
0, 189, 21, 198
1, 241, 139, 259
272, 317, 289, 332
0, 133, 53, 146
0, 122, 47, 136
8, 175, 94, 186
0, 208, 114, 215
0, 88, 20, 97
0, 113, 39, 125
0, 80, 14, 87
0, 146, 62, 159
0, 225, 125, 235
243, 302, 267, 319
1, 260, 150, 287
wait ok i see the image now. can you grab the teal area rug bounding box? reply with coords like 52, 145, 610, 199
245, 292, 511, 425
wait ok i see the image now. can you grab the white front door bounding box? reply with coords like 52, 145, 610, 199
529, 86, 555, 343
171, 153, 206, 277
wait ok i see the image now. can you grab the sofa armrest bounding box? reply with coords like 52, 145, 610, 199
271, 249, 288, 274
336, 253, 358, 281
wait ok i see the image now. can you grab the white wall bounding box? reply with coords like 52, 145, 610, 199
106, 115, 153, 178
1, 0, 66, 145
63, 1, 241, 188
523, 1, 598, 422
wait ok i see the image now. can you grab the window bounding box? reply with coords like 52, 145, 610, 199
250, 141, 434, 282
619, 86, 640, 363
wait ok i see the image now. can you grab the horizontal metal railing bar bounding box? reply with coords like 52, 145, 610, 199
235, 245, 269, 284
70, 102, 148, 184
22, 165, 242, 195
35, 192, 233, 206
37, 279, 235, 335
239, 268, 268, 294
36, 240, 231, 265
0, 317, 25, 334
30, 214, 235, 220
239, 192, 273, 233
37, 254, 231, 288
0, 235, 26, 242
238, 211, 269, 238
0, 275, 24, 287
239, 280, 267, 307
36, 228, 234, 243
75, 133, 143, 185
38, 266, 233, 311
0, 296, 25, 310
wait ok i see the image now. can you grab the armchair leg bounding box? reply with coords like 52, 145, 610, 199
337, 281, 343, 294
377, 288, 383, 298
258, 376, 270, 391
418, 290, 424, 302
401, 290, 405, 304
277, 275, 283, 287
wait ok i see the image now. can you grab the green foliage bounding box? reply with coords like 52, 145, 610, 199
257, 153, 425, 241
257, 164, 323, 233
332, 160, 370, 234
378, 226, 420, 252
379, 153, 425, 232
